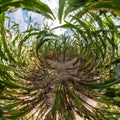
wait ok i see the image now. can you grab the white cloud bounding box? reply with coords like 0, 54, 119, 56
12, 8, 28, 31
8, 0, 66, 34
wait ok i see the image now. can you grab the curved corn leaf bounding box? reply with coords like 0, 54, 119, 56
0, 63, 19, 71
36, 32, 58, 58
81, 78, 120, 89
0, 0, 54, 20
64, 0, 120, 20
18, 32, 39, 56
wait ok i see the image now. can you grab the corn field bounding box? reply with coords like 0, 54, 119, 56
0, 0, 120, 120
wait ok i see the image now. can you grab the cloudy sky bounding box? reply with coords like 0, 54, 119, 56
7, 0, 67, 34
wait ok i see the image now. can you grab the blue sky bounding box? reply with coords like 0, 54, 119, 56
7, 0, 69, 35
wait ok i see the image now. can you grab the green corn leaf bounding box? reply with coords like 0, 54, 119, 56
0, 79, 22, 89
18, 32, 39, 56
64, 0, 94, 18
75, 0, 120, 18
4, 106, 30, 119
0, 0, 54, 20
0, 13, 15, 62
36, 32, 58, 58
72, 16, 92, 40
58, 0, 65, 23
0, 63, 19, 72
90, 13, 103, 28
81, 78, 120, 89
52, 87, 61, 116
54, 23, 89, 44
0, 49, 8, 61
0, 103, 19, 111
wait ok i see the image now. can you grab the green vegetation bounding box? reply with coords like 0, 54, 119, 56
0, 0, 120, 119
